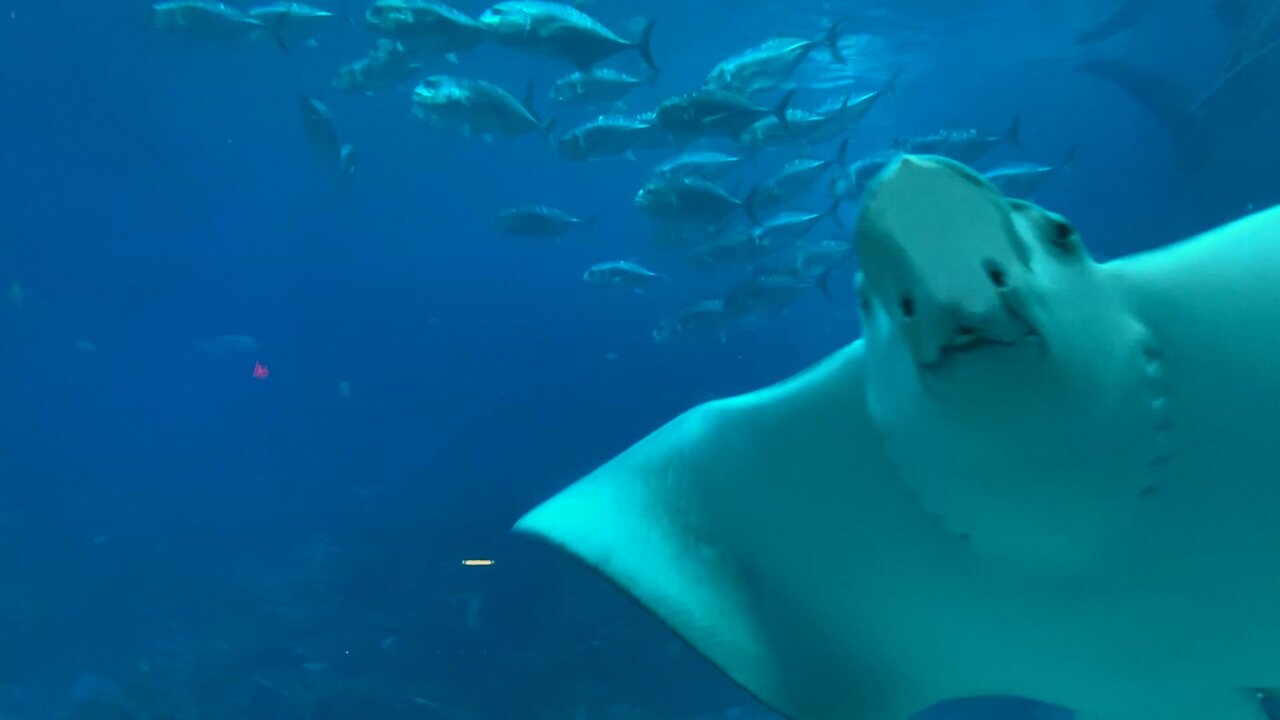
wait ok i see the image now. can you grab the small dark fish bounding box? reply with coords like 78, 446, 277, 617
478, 2, 657, 72
723, 271, 815, 316
299, 95, 343, 168
496, 205, 592, 238
195, 334, 261, 357
653, 300, 729, 343
1249, 687, 1280, 720
687, 232, 774, 271
893, 113, 1023, 166
583, 260, 664, 288
652, 217, 740, 250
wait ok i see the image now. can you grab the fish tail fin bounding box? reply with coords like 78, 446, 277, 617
339, 144, 357, 190
829, 166, 854, 201
522, 79, 558, 142
744, 185, 762, 226
818, 246, 855, 302
825, 195, 846, 230
818, 264, 839, 302
833, 137, 849, 167
821, 18, 846, 64
635, 17, 659, 74
881, 66, 902, 95
523, 78, 543, 123
273, 33, 291, 53
773, 89, 796, 132
1004, 111, 1023, 152
269, 15, 292, 52
1060, 144, 1078, 169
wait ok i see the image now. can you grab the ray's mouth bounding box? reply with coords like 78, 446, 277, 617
933, 327, 1042, 363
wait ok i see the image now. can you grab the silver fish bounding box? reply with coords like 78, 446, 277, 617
150, 1, 268, 44
583, 260, 664, 288
653, 300, 729, 343
557, 115, 668, 161
636, 177, 744, 226
687, 231, 775, 271
751, 239, 855, 299
650, 150, 742, 182
550, 67, 655, 106
984, 146, 1077, 199
893, 113, 1023, 165
333, 39, 429, 94
704, 23, 844, 97
364, 0, 489, 58
748, 139, 848, 214
478, 2, 657, 72
496, 205, 591, 238
299, 95, 343, 169
744, 202, 842, 253
737, 74, 894, 153
655, 88, 792, 140
411, 76, 549, 141
248, 2, 333, 47
723, 271, 815, 316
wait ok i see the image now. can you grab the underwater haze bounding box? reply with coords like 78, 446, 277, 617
1, 0, 1274, 718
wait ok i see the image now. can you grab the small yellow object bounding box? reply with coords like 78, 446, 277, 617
461, 559, 495, 567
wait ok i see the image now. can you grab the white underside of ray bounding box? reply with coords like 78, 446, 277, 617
516, 196, 1280, 718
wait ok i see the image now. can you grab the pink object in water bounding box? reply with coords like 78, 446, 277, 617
252, 361, 270, 380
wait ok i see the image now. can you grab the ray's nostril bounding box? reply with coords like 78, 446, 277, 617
901, 296, 915, 320
983, 259, 1008, 289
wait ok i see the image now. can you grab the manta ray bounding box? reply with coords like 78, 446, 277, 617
514, 154, 1280, 720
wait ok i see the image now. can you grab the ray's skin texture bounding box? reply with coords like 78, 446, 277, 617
516, 155, 1280, 720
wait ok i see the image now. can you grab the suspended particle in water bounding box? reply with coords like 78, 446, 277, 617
252, 361, 270, 380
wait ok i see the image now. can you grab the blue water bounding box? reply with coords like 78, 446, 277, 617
0, 0, 1268, 718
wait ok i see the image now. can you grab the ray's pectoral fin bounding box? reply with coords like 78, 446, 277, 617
515, 343, 968, 720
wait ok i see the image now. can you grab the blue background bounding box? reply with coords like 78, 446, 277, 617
0, 0, 1261, 718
